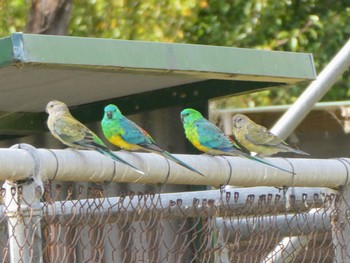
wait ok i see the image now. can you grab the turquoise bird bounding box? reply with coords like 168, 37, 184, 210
101, 104, 205, 176
46, 100, 145, 175
180, 108, 295, 175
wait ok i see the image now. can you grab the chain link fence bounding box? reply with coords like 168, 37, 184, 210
0, 181, 346, 263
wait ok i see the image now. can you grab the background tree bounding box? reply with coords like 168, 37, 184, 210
183, 0, 350, 107
26, 0, 72, 35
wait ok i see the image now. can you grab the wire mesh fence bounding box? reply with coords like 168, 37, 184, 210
0, 181, 347, 263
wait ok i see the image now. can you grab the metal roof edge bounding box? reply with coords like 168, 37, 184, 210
0, 33, 316, 81
11, 32, 25, 62
0, 36, 14, 67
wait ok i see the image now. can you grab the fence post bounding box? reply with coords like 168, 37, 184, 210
332, 184, 350, 262
3, 144, 44, 263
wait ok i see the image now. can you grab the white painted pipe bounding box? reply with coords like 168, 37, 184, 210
218, 209, 331, 241
0, 144, 349, 188
41, 187, 333, 221
0, 187, 333, 222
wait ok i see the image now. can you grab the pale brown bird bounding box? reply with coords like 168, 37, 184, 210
232, 113, 309, 156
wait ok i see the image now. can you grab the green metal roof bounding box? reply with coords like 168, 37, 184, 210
0, 33, 316, 136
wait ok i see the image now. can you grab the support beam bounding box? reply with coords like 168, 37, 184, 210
271, 38, 350, 139
0, 144, 349, 188
0, 187, 334, 223
3, 180, 43, 263
42, 187, 333, 221
3, 147, 44, 263
332, 184, 350, 262
218, 209, 331, 241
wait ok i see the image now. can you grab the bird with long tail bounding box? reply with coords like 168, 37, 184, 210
180, 108, 295, 175
46, 100, 145, 175
101, 104, 205, 176
232, 113, 309, 156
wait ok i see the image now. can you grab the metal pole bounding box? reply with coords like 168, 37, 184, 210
332, 183, 350, 263
270, 38, 350, 139
222, 112, 233, 135
41, 187, 332, 220
3, 144, 43, 263
218, 209, 331, 242
0, 144, 349, 188
4, 181, 43, 263
219, 209, 328, 262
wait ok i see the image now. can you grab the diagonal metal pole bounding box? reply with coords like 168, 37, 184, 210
270, 38, 350, 139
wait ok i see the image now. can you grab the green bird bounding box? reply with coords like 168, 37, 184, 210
101, 104, 205, 176
232, 113, 309, 156
180, 108, 295, 175
46, 100, 145, 175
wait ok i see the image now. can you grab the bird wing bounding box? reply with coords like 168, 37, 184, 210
54, 116, 106, 149
119, 117, 161, 150
195, 119, 233, 150
244, 125, 282, 146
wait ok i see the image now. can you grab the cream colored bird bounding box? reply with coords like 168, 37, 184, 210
46, 100, 145, 174
232, 113, 309, 156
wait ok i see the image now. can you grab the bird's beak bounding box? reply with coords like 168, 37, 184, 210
106, 111, 113, 119
180, 115, 184, 123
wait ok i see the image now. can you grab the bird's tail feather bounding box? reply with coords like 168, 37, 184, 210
279, 143, 309, 155
248, 155, 295, 175
97, 148, 145, 175
226, 150, 295, 175
289, 148, 309, 155
162, 151, 206, 177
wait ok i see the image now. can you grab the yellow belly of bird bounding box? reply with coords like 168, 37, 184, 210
108, 136, 139, 151
192, 140, 209, 153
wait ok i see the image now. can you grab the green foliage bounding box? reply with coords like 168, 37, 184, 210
0, 0, 29, 37
69, 0, 197, 42
1, 0, 350, 106
185, 0, 350, 107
